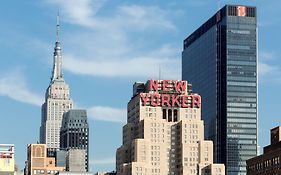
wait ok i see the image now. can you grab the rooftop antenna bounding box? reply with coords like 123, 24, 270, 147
56, 10, 60, 42
159, 64, 162, 80
217, 0, 221, 10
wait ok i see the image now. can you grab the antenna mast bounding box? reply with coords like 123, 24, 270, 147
159, 64, 161, 80
217, 0, 221, 10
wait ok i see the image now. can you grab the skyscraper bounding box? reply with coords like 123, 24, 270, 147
116, 80, 225, 175
60, 109, 89, 171
40, 15, 73, 152
182, 5, 257, 175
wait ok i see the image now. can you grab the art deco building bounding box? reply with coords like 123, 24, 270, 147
0, 144, 14, 175
26, 144, 65, 175
116, 80, 225, 175
182, 5, 257, 175
40, 15, 73, 152
247, 126, 281, 175
60, 109, 89, 171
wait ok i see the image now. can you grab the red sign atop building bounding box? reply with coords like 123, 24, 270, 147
140, 80, 201, 108
237, 6, 246, 17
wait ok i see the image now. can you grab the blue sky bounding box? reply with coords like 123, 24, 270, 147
0, 0, 281, 173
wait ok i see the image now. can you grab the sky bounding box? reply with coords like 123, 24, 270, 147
0, 0, 281, 173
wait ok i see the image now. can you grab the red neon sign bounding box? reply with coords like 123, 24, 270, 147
140, 80, 201, 108
149, 80, 187, 92
140, 93, 201, 108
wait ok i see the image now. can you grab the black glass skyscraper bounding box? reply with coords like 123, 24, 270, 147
182, 5, 257, 175
60, 109, 89, 171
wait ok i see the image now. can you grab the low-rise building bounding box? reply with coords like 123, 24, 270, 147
0, 144, 15, 175
26, 144, 65, 175
247, 126, 281, 175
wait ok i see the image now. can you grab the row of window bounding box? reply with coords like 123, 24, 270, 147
250, 156, 280, 172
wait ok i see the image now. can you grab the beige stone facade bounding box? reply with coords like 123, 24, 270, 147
116, 80, 225, 175
26, 144, 65, 175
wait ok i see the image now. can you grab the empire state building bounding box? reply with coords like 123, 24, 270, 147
40, 16, 73, 151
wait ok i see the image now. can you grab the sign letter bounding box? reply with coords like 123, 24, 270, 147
140, 93, 149, 106
192, 95, 201, 108
237, 6, 246, 17
150, 80, 158, 91
161, 94, 171, 107
162, 80, 170, 92
171, 95, 181, 107
182, 95, 191, 108
174, 81, 186, 92
151, 93, 160, 107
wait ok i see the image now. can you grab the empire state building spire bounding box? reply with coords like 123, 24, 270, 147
40, 12, 73, 152
51, 12, 63, 82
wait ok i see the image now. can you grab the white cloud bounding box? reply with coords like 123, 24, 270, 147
186, 0, 211, 7
259, 62, 279, 76
258, 50, 281, 83
45, 0, 179, 79
0, 70, 128, 122
46, 0, 175, 31
46, 0, 100, 28
63, 53, 180, 79
0, 71, 43, 106
89, 157, 115, 165
116, 5, 175, 30
258, 61, 281, 84
258, 51, 281, 78
88, 106, 126, 123
259, 51, 275, 61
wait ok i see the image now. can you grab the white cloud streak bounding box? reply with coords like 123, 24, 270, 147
45, 0, 179, 79
0, 70, 127, 122
63, 53, 180, 79
47, 0, 175, 30
88, 106, 126, 123
47, 0, 99, 28
46, 0, 176, 32
89, 157, 115, 165
258, 50, 281, 81
259, 51, 276, 61
186, 0, 211, 7
0, 71, 43, 106
259, 62, 280, 76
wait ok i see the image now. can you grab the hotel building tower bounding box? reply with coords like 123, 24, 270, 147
182, 5, 257, 175
116, 80, 225, 175
40, 16, 73, 152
